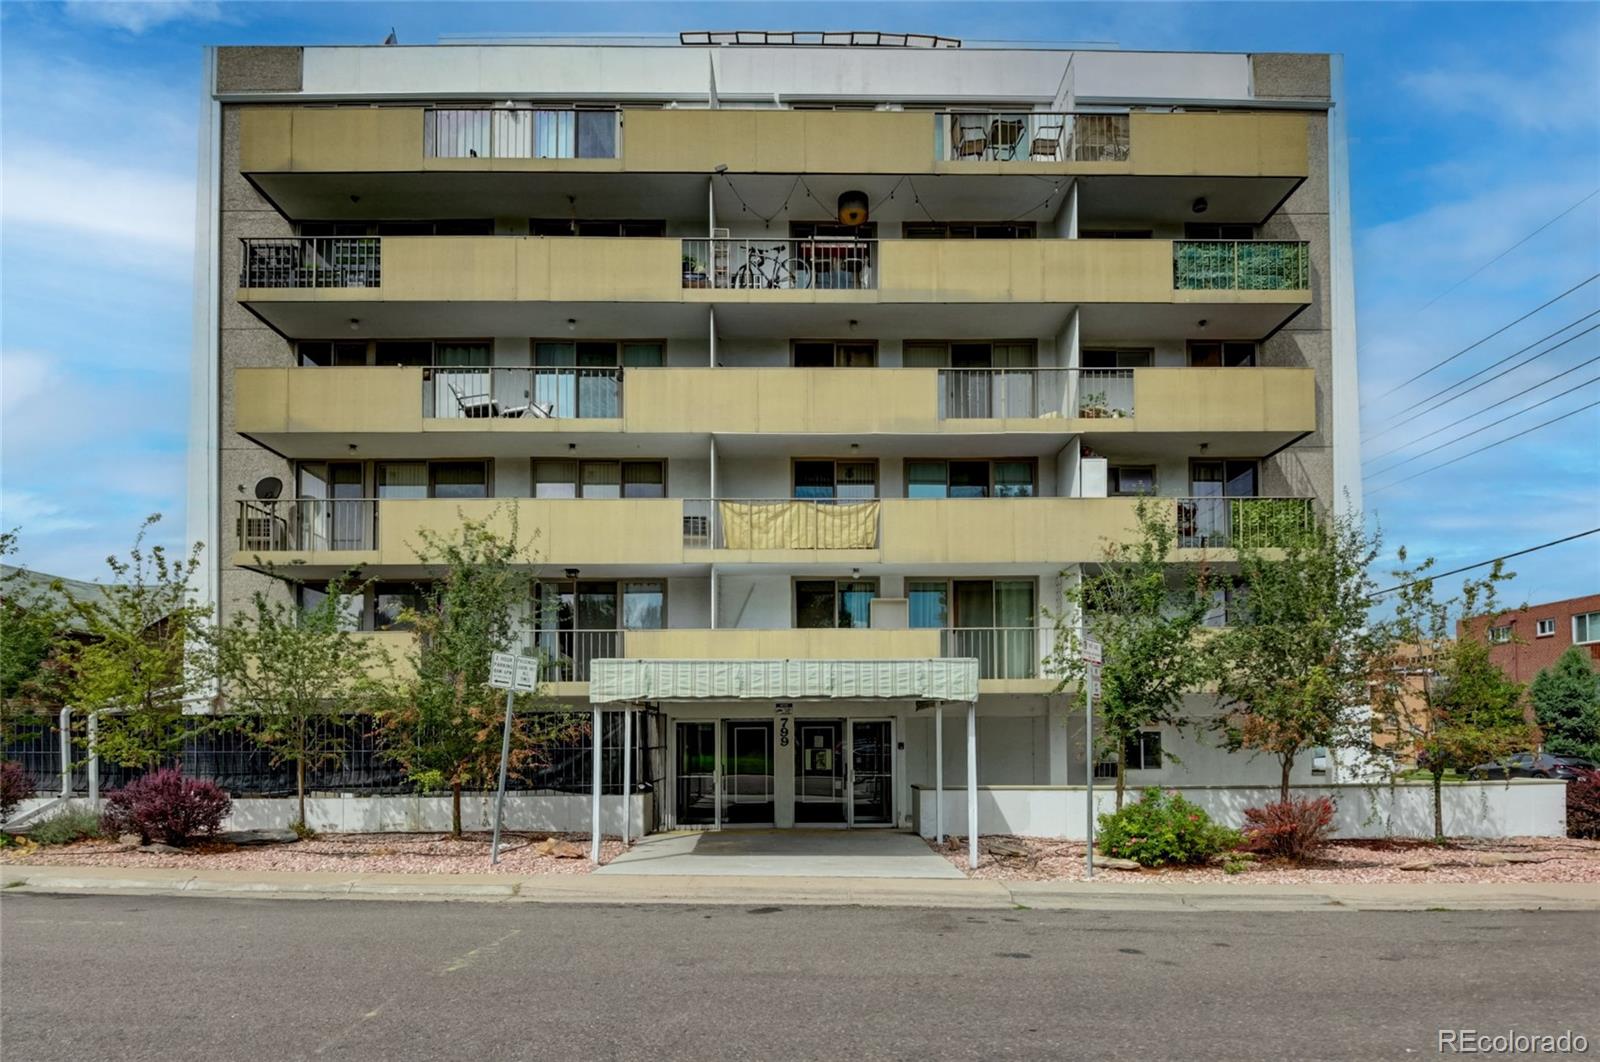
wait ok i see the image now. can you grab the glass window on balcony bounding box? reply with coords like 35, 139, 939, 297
904, 459, 1035, 498
533, 341, 622, 418
621, 342, 664, 367
908, 581, 949, 628
1188, 340, 1257, 368
295, 584, 362, 631
530, 218, 666, 237
373, 582, 424, 632
1109, 465, 1157, 497
1184, 222, 1255, 240
902, 221, 1036, 239
374, 341, 433, 368
297, 340, 369, 367
430, 461, 489, 500
793, 340, 876, 367
794, 460, 877, 500
535, 459, 665, 499
1190, 459, 1258, 498
622, 581, 665, 630
1081, 348, 1152, 369
376, 462, 427, 500
796, 579, 879, 629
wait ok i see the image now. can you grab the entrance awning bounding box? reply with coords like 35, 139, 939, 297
588, 658, 979, 704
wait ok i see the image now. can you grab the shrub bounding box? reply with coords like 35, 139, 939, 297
1568, 768, 1600, 840
1, 760, 36, 821
1096, 787, 1241, 867
102, 769, 231, 846
27, 805, 104, 846
1241, 795, 1338, 860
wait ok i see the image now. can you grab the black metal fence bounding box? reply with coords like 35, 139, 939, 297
1, 710, 664, 800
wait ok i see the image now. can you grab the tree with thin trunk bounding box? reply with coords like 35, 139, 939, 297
210, 573, 392, 831
1207, 509, 1384, 802
1047, 498, 1214, 809
374, 510, 581, 838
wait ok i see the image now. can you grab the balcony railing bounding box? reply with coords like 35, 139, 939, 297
1175, 497, 1315, 549
423, 367, 624, 419
939, 627, 1040, 679
239, 237, 381, 289
1173, 240, 1309, 291
681, 238, 876, 290
523, 628, 623, 682
937, 368, 1135, 419
423, 108, 620, 160
237, 499, 377, 552
682, 499, 881, 550
935, 112, 1130, 163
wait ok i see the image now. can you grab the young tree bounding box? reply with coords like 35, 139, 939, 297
211, 573, 394, 830
1529, 648, 1600, 762
54, 517, 214, 770
375, 511, 582, 837
1207, 510, 1384, 801
1047, 498, 1214, 809
1372, 555, 1533, 839
1, 531, 67, 712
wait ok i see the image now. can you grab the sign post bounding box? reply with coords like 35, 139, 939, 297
488, 651, 541, 865
1082, 638, 1103, 880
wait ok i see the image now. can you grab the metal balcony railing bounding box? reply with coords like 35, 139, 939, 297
1173, 240, 1310, 291
1175, 496, 1315, 549
682, 498, 882, 550
239, 237, 381, 289
681, 237, 876, 290
423, 367, 624, 419
237, 499, 377, 552
940, 627, 1041, 679
935, 112, 1130, 163
423, 108, 621, 159
937, 368, 1135, 419
523, 628, 623, 682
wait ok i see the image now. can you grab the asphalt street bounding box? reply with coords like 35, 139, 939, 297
2, 893, 1595, 1061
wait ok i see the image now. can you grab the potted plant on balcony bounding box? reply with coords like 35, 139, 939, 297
682, 254, 708, 288
1080, 391, 1111, 418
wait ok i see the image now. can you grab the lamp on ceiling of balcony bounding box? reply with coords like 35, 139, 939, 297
1191, 196, 1209, 215
837, 189, 869, 227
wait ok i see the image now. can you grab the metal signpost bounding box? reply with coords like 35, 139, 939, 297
1082, 638, 1103, 880
488, 651, 541, 865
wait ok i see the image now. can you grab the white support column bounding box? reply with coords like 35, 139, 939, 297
58, 706, 72, 798
966, 702, 978, 871
590, 708, 603, 863
708, 306, 717, 366
934, 705, 944, 844
87, 712, 100, 804
622, 708, 633, 845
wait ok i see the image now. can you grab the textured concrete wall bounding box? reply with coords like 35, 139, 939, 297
216, 46, 303, 94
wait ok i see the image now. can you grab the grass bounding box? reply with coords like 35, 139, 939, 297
25, 806, 103, 846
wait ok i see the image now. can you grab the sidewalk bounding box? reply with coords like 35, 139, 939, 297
4, 864, 1595, 912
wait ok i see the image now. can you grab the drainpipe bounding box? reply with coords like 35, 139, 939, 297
58, 706, 73, 798
87, 712, 100, 805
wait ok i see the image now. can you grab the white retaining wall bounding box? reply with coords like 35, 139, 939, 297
913, 782, 1568, 840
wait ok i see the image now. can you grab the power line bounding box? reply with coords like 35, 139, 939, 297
1370, 528, 1600, 596
1363, 352, 1600, 466
1363, 315, 1600, 443
1365, 374, 1600, 480
1414, 187, 1600, 314
1360, 273, 1600, 410
1366, 400, 1600, 495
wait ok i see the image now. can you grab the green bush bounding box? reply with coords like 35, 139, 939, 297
27, 805, 104, 846
1096, 787, 1241, 867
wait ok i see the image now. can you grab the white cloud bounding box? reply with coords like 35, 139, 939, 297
1401, 33, 1600, 134
64, 1, 221, 35
1, 142, 195, 255
0, 489, 96, 536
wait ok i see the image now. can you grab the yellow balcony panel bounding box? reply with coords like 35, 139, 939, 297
623, 109, 931, 174
879, 498, 1150, 566
624, 368, 940, 435
239, 106, 425, 173
1128, 112, 1309, 178
351, 630, 419, 680
234, 367, 423, 436
624, 628, 942, 661
376, 498, 686, 567
1131, 367, 1315, 434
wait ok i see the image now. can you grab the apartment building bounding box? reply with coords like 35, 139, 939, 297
189, 34, 1359, 834
1463, 592, 1600, 685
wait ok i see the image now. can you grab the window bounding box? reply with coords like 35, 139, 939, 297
1184, 222, 1254, 240
1188, 340, 1257, 368
621, 581, 665, 630
429, 461, 489, 499
1487, 625, 1513, 644
1575, 611, 1600, 645
529, 218, 666, 237
902, 221, 1036, 239
909, 579, 1034, 630
907, 580, 950, 628
375, 463, 427, 500
905, 459, 1036, 498
300, 220, 492, 236
1536, 618, 1556, 638
789, 221, 877, 239
792, 340, 876, 367
298, 339, 490, 368
1109, 466, 1156, 496
372, 582, 423, 631
297, 340, 368, 367
1081, 348, 1152, 369
1190, 459, 1258, 498
793, 460, 877, 500
533, 339, 663, 367
902, 339, 1037, 369
533, 459, 665, 499
795, 579, 878, 629
1123, 731, 1163, 771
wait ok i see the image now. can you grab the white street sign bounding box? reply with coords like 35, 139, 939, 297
512, 657, 541, 693
1087, 662, 1103, 697
488, 652, 517, 690
1082, 639, 1103, 666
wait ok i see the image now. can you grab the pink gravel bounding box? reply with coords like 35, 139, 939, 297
2, 832, 627, 875
931, 835, 1600, 884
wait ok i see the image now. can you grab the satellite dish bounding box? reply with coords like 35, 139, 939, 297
254, 477, 283, 500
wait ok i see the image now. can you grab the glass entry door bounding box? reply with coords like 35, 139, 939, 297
794, 719, 846, 824
722, 721, 775, 825
850, 721, 893, 825
675, 722, 716, 826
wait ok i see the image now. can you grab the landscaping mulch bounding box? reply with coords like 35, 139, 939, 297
929, 835, 1600, 884
1, 832, 627, 875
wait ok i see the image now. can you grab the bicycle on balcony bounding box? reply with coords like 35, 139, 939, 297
729, 243, 810, 290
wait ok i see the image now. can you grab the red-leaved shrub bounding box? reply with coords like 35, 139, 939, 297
1, 760, 36, 822
1241, 795, 1337, 860
1568, 769, 1600, 840
102, 769, 231, 846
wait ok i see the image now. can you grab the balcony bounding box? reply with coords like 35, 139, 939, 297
1175, 496, 1315, 549
682, 499, 881, 551
936, 112, 1129, 163
1174, 240, 1309, 291
680, 238, 875, 291
423, 108, 620, 161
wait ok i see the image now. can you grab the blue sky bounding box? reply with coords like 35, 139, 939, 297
2, 1, 1597, 606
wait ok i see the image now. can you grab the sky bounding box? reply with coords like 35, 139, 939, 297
1, 1, 1597, 608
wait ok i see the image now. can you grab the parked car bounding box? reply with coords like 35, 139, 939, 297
1467, 753, 1598, 780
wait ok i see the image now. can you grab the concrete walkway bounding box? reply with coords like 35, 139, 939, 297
5, 863, 1596, 912
595, 829, 966, 878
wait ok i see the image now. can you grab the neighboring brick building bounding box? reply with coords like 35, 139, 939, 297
1460, 593, 1600, 685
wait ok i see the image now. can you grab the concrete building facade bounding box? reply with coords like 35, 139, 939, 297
189, 35, 1360, 834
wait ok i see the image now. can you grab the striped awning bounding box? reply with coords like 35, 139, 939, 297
588, 658, 979, 704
